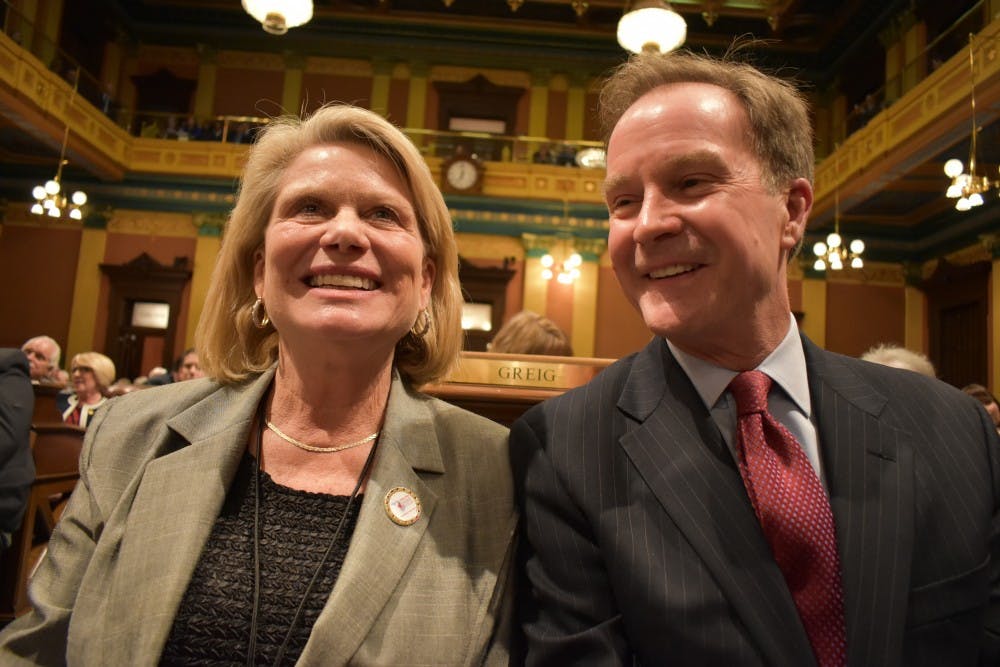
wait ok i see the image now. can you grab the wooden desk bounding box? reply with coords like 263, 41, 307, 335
31, 384, 64, 423
423, 352, 613, 425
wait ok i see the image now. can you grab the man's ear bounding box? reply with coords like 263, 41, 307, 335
781, 178, 813, 251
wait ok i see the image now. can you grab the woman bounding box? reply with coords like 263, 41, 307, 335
0, 105, 515, 665
489, 310, 573, 356
61, 351, 115, 428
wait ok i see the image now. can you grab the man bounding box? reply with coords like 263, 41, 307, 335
176, 348, 204, 381
0, 350, 35, 549
20, 336, 62, 386
510, 49, 1000, 666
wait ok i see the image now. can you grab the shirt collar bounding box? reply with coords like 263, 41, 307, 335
665, 313, 811, 416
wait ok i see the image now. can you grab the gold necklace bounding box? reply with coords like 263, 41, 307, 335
265, 419, 379, 453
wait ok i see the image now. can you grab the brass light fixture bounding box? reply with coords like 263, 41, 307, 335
242, 0, 313, 35
943, 34, 999, 211
30, 70, 87, 221
812, 187, 864, 271
617, 0, 687, 54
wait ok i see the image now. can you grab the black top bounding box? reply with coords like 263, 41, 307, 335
160, 452, 361, 666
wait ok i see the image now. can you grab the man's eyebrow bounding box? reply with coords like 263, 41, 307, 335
603, 149, 729, 195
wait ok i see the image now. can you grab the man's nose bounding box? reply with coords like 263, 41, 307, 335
633, 193, 684, 244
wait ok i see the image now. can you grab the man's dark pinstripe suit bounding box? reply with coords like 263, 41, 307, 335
510, 335, 1000, 666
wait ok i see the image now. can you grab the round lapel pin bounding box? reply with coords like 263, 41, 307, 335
384, 486, 421, 526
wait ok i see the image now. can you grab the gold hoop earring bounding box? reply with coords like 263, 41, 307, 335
410, 308, 431, 338
250, 297, 270, 329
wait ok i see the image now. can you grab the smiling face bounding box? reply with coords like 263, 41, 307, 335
253, 142, 434, 362
604, 82, 811, 368
70, 364, 100, 402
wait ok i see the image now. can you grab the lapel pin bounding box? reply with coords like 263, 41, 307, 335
384, 486, 421, 526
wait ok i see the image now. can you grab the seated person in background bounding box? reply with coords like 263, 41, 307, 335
0, 103, 515, 665
860, 342, 936, 377
963, 383, 1000, 432
20, 335, 64, 386
0, 350, 35, 550
176, 348, 204, 381
62, 352, 115, 428
489, 310, 573, 356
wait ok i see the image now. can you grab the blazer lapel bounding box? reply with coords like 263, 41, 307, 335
101, 370, 275, 663
803, 338, 914, 667
298, 375, 443, 665
617, 338, 815, 665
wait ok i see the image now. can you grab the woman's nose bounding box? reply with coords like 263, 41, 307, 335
319, 211, 369, 252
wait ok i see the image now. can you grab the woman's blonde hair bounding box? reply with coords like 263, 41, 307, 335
196, 104, 463, 387
489, 311, 573, 357
70, 352, 116, 393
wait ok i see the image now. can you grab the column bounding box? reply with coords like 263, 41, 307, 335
901, 13, 926, 94
529, 69, 550, 138
35, 0, 62, 71
903, 262, 927, 355
800, 272, 827, 349
570, 237, 606, 358
564, 72, 588, 141
370, 57, 392, 116
520, 234, 551, 316
186, 214, 225, 347
66, 213, 109, 362
193, 44, 217, 120
281, 52, 305, 115
990, 242, 1000, 392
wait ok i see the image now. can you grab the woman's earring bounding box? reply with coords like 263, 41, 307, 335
410, 308, 431, 338
250, 297, 270, 328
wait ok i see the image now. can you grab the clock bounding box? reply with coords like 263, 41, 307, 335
442, 156, 484, 194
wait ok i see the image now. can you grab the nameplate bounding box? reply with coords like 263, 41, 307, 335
446, 353, 611, 391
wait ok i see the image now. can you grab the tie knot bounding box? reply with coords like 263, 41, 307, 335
728, 370, 772, 416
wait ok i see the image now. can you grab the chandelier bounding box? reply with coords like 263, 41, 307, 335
812, 188, 864, 271
30, 72, 87, 221
617, 0, 687, 54
943, 34, 998, 211
541, 251, 583, 284
242, 0, 313, 35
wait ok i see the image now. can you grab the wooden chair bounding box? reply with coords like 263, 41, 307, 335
0, 422, 85, 622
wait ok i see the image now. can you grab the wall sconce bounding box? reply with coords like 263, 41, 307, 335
812, 188, 864, 271
541, 251, 582, 284
943, 34, 999, 211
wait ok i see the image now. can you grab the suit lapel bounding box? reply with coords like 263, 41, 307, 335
617, 339, 815, 665
102, 370, 275, 663
803, 338, 913, 667
299, 376, 442, 665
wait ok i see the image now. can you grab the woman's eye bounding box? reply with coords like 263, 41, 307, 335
370, 207, 399, 223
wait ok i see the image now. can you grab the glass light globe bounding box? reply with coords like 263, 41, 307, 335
946, 183, 963, 198
566, 253, 582, 268
47, 206, 60, 218
830, 255, 843, 270
557, 272, 573, 285
71, 191, 87, 205
540, 254, 554, 268
44, 179, 60, 195
943, 158, 965, 178
849, 239, 865, 254
570, 268, 581, 280
32, 185, 46, 200
68, 208, 82, 220
813, 258, 826, 271
826, 232, 842, 249
968, 192, 984, 207
42, 198, 55, 209
541, 268, 553, 281
851, 257, 864, 269
956, 197, 971, 211
812, 242, 827, 257
30, 203, 44, 215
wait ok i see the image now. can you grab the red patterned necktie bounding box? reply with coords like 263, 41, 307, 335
728, 370, 847, 667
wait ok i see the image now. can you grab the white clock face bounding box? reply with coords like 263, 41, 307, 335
446, 160, 478, 189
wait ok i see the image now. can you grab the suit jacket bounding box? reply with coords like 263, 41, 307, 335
0, 349, 34, 536
510, 335, 1000, 666
0, 368, 517, 666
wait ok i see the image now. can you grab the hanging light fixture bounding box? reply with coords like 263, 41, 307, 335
242, 0, 313, 35
541, 251, 583, 284
943, 34, 998, 211
812, 187, 864, 271
617, 0, 687, 54
30, 70, 87, 221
